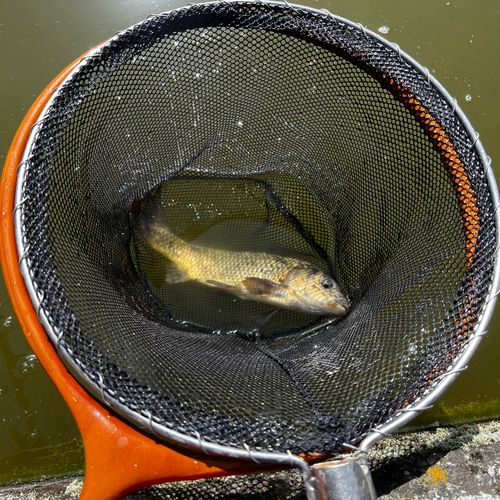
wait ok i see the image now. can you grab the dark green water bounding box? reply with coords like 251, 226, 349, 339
0, 0, 498, 485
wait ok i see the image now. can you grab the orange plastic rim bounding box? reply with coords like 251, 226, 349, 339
0, 44, 288, 500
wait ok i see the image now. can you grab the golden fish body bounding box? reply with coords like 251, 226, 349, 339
134, 203, 350, 316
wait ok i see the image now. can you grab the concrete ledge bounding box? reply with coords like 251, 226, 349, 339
1, 420, 499, 499
371, 419, 500, 499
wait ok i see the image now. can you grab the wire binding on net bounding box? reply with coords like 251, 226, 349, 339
493, 244, 500, 255
144, 410, 161, 437
392, 42, 402, 60
357, 23, 367, 39
35, 289, 45, 323
341, 442, 369, 456
320, 8, 338, 24
486, 287, 500, 304
281, 0, 301, 25
470, 131, 480, 149
78, 53, 97, 67
29, 117, 50, 136
97, 372, 108, 406
435, 365, 468, 382
485, 156, 493, 175
17, 245, 30, 267
424, 67, 431, 88
399, 404, 434, 413
13, 198, 28, 223
473, 329, 488, 338
243, 443, 261, 463
55, 326, 65, 352
369, 427, 391, 438
194, 430, 212, 455
15, 159, 30, 176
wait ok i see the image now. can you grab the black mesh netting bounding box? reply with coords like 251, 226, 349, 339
18, 1, 496, 455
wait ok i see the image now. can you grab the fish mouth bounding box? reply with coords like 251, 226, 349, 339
328, 302, 349, 316
302, 301, 350, 316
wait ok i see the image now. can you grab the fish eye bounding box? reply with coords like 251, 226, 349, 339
320, 278, 334, 289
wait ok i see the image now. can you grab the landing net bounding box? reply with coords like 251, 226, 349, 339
16, 1, 497, 455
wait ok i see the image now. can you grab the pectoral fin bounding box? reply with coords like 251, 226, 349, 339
242, 277, 287, 297
250, 310, 278, 327
164, 262, 191, 284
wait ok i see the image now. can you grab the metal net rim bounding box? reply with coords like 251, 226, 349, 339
13, 0, 500, 461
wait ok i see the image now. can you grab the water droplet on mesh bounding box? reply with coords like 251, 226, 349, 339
465, 94, 472, 102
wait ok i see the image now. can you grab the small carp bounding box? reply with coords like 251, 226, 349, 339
133, 196, 349, 316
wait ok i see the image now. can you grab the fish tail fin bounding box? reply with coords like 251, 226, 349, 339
132, 190, 183, 258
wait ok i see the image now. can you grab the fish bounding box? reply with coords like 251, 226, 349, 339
132, 194, 350, 316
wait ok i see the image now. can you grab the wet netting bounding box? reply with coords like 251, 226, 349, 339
17, 1, 496, 455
